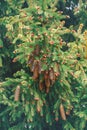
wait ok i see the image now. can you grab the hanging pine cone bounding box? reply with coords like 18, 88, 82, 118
33, 61, 39, 80
49, 68, 55, 84
44, 70, 50, 90
39, 80, 44, 91
60, 103, 66, 120
45, 79, 50, 93
45, 78, 50, 88
14, 85, 20, 101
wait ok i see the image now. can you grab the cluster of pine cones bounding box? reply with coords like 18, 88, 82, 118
28, 44, 60, 93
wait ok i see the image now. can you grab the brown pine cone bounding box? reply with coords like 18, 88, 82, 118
60, 103, 66, 120
14, 85, 20, 101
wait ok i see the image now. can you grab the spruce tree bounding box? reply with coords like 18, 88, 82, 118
0, 0, 87, 130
